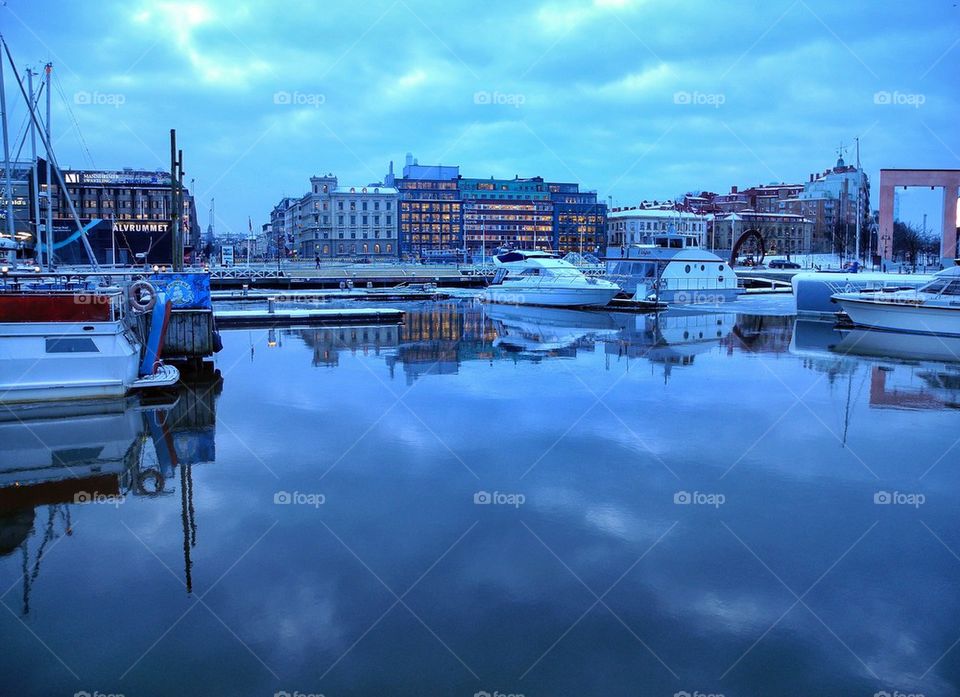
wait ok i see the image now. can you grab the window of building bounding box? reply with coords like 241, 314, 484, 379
362, 216, 368, 225
350, 215, 356, 225
337, 201, 343, 210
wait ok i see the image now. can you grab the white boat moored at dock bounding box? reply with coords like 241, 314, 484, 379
831, 266, 960, 336
480, 251, 621, 308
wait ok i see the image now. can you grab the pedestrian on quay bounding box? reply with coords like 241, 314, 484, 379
315, 253, 320, 269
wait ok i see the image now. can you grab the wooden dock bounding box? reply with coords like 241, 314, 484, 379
213, 307, 405, 328
211, 288, 449, 302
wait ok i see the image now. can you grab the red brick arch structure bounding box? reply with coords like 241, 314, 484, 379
878, 169, 960, 263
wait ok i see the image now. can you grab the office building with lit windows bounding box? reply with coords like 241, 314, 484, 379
459, 177, 554, 258
395, 157, 462, 260
548, 182, 607, 255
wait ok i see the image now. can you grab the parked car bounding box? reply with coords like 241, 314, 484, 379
768, 259, 801, 269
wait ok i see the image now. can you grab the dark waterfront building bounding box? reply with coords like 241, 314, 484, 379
395, 156, 462, 259
548, 182, 607, 255
42, 166, 200, 265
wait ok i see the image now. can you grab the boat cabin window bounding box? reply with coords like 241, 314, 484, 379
940, 280, 960, 296
45, 338, 99, 353
607, 260, 657, 278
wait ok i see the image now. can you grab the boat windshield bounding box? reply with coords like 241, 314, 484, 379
606, 260, 658, 279
920, 278, 960, 296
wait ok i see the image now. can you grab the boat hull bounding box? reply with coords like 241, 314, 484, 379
0, 321, 141, 403
833, 295, 960, 337
480, 283, 620, 308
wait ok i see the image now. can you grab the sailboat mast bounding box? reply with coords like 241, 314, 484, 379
27, 68, 42, 269
0, 38, 98, 269
854, 137, 861, 264
0, 48, 15, 239
44, 63, 52, 267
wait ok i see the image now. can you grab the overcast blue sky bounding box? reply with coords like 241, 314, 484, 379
3, 0, 958, 236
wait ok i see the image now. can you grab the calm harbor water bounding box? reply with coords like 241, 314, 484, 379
2, 299, 959, 697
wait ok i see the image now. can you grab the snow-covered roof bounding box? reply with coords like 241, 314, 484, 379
609, 208, 707, 219
331, 186, 398, 195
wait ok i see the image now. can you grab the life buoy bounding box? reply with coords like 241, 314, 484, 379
129, 280, 157, 313
136, 467, 165, 495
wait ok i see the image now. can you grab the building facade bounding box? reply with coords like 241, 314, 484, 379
607, 207, 708, 248
710, 211, 814, 257
395, 159, 462, 259
273, 175, 399, 259
781, 155, 870, 253
394, 154, 606, 259
42, 167, 200, 265
460, 177, 554, 257
549, 182, 607, 255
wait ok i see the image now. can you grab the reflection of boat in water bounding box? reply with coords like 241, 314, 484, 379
0, 372, 222, 608
832, 267, 960, 336
605, 310, 736, 369
0, 399, 146, 503
792, 318, 960, 365
487, 304, 620, 353
790, 319, 960, 412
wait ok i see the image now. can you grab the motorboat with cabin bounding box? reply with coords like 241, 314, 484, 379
793, 269, 932, 317
0, 279, 179, 403
831, 266, 960, 337
603, 231, 742, 305
480, 250, 621, 308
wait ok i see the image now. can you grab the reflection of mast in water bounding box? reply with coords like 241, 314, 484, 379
181, 462, 195, 594
18, 505, 71, 615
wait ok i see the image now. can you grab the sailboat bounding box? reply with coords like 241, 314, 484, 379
0, 38, 178, 403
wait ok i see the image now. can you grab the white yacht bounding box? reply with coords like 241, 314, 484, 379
603, 232, 742, 305
480, 250, 621, 308
832, 266, 960, 336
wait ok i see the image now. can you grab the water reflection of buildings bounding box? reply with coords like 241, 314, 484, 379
720, 314, 794, 355
0, 371, 222, 611
283, 302, 798, 383
296, 324, 400, 367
